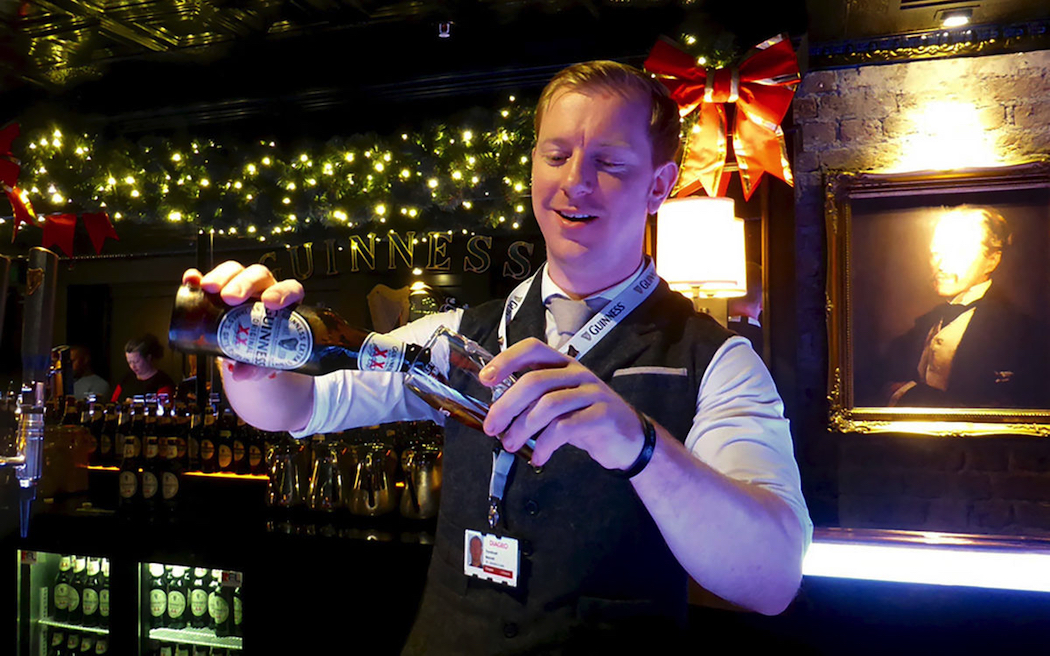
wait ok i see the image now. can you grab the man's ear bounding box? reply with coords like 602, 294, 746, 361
647, 161, 679, 215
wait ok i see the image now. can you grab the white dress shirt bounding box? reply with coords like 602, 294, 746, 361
295, 266, 812, 546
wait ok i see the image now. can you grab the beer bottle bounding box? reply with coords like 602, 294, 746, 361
99, 404, 117, 467
52, 555, 73, 621
169, 282, 431, 375
232, 584, 243, 637
93, 636, 108, 655
158, 643, 173, 656
216, 408, 235, 473
160, 425, 182, 522
147, 563, 168, 630
80, 557, 101, 627
113, 401, 132, 468
187, 404, 202, 472
248, 425, 265, 475
173, 402, 190, 469
81, 396, 102, 466
98, 558, 110, 629
65, 630, 80, 656
188, 567, 209, 629
47, 627, 64, 656
166, 565, 188, 630
68, 555, 86, 625
141, 418, 161, 520
199, 401, 218, 474
77, 632, 94, 655
207, 569, 227, 634
61, 395, 80, 427
175, 644, 191, 656
232, 415, 250, 475
129, 397, 146, 462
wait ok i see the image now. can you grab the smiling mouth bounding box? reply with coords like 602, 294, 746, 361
556, 210, 598, 223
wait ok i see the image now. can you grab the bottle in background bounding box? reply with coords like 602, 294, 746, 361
51, 555, 73, 622
166, 565, 188, 630
147, 563, 168, 630
80, 557, 101, 627
188, 567, 209, 629
67, 555, 86, 625
98, 558, 110, 629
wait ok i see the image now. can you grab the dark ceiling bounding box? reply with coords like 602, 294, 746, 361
0, 0, 808, 137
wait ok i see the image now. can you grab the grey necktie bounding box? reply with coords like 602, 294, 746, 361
547, 295, 605, 349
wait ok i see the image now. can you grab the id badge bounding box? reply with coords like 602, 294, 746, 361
464, 529, 519, 587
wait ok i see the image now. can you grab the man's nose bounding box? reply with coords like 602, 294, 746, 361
561, 157, 594, 198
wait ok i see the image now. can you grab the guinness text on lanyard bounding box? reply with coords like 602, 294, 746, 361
486, 258, 659, 531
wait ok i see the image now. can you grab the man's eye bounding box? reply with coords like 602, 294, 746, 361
544, 154, 568, 164
598, 160, 625, 168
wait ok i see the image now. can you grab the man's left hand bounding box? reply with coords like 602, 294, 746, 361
479, 337, 644, 469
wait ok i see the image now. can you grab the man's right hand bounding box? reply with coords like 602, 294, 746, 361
181, 262, 306, 385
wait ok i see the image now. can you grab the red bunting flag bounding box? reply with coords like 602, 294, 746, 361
41, 213, 77, 257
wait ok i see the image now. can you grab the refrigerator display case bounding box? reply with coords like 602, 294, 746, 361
16, 549, 111, 655
140, 561, 242, 655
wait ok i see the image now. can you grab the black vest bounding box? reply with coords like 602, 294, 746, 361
403, 277, 731, 655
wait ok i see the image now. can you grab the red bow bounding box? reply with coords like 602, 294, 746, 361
0, 122, 38, 237
645, 35, 800, 200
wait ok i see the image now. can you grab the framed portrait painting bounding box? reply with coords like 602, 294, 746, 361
826, 161, 1050, 436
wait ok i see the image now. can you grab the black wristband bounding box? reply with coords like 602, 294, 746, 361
617, 411, 657, 479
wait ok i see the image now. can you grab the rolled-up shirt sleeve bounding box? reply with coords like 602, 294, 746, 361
687, 336, 813, 549
291, 309, 463, 438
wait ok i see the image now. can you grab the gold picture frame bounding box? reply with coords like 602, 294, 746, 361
825, 161, 1050, 436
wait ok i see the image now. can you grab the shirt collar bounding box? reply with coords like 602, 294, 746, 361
951, 279, 992, 306
541, 257, 647, 306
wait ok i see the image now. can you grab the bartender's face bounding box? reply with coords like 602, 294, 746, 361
125, 351, 153, 379
929, 210, 1001, 298
531, 88, 675, 284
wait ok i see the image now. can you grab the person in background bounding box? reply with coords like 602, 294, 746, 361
111, 333, 175, 403
70, 345, 110, 401
727, 261, 764, 356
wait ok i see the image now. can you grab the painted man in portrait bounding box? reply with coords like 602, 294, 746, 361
884, 205, 1048, 408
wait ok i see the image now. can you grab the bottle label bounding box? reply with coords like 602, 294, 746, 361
201, 439, 215, 460
82, 588, 99, 616
190, 589, 208, 616
95, 638, 108, 654
217, 303, 312, 369
218, 444, 233, 469
208, 592, 229, 623
149, 589, 166, 616
99, 589, 110, 617
168, 590, 186, 618
249, 444, 262, 467
176, 437, 187, 458
233, 440, 245, 461
67, 587, 80, 612
233, 594, 242, 625
101, 435, 112, 455
142, 472, 159, 499
86, 434, 98, 454
68, 634, 79, 650
162, 472, 179, 500
54, 582, 71, 610
359, 333, 407, 372
119, 471, 137, 498
145, 439, 159, 458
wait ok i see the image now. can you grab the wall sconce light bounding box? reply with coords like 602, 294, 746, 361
656, 196, 747, 321
938, 8, 973, 28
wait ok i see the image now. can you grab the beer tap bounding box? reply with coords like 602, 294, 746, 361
0, 247, 59, 538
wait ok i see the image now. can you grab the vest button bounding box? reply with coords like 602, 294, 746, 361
503, 622, 519, 638
524, 499, 539, 516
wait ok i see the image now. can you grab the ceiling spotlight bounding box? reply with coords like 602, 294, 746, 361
939, 8, 973, 28
438, 22, 452, 38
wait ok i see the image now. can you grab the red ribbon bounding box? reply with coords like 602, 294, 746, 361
0, 122, 37, 238
645, 35, 800, 201
42, 213, 77, 257
82, 211, 119, 254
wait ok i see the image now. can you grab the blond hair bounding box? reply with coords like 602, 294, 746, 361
534, 61, 682, 165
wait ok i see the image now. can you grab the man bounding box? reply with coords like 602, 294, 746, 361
70, 345, 110, 401
727, 262, 764, 355
886, 205, 1048, 408
184, 61, 810, 652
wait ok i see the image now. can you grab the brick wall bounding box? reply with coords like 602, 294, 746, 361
792, 50, 1050, 535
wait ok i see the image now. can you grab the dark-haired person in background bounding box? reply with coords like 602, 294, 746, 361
885, 205, 1049, 408
71, 345, 110, 401
111, 333, 176, 403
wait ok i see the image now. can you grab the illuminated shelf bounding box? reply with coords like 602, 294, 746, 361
39, 618, 109, 635
149, 627, 242, 650
86, 465, 267, 481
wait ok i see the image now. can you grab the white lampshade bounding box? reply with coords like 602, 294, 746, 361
655, 196, 747, 298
